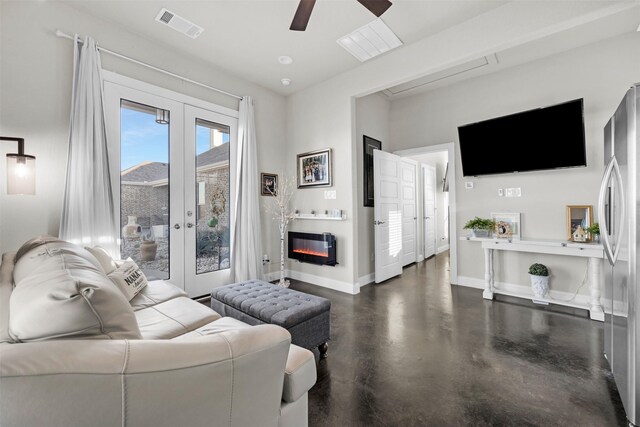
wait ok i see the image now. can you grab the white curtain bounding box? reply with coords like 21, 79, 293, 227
59, 36, 118, 255
231, 96, 263, 281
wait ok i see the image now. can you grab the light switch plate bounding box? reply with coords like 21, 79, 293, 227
498, 188, 504, 197
465, 181, 474, 189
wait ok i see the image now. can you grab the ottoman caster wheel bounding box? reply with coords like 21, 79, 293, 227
318, 342, 328, 359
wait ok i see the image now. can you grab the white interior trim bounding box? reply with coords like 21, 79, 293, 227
395, 142, 458, 284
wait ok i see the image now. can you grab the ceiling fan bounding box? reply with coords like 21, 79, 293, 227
290, 0, 392, 31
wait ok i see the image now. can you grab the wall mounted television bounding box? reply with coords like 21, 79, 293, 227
457, 98, 586, 177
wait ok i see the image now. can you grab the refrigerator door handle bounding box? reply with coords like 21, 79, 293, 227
610, 157, 625, 264
598, 156, 615, 264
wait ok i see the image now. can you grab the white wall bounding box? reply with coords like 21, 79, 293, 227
388, 32, 640, 294
355, 93, 390, 283
0, 1, 287, 273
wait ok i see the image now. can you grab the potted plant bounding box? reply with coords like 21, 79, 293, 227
528, 263, 549, 299
586, 223, 600, 243
463, 217, 496, 238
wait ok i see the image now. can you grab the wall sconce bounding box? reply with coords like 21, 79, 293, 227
155, 108, 169, 124
1, 136, 36, 195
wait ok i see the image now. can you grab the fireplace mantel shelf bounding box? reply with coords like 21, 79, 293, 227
294, 214, 346, 221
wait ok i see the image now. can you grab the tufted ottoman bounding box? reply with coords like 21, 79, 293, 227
210, 280, 331, 358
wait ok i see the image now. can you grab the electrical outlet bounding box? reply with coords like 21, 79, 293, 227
498, 188, 504, 197
505, 187, 522, 197
465, 181, 474, 189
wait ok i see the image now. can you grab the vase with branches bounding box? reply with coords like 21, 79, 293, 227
265, 176, 296, 287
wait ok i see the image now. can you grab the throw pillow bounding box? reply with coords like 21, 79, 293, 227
85, 246, 118, 275
108, 259, 148, 301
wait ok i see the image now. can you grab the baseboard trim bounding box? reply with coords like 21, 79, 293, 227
265, 269, 359, 294
358, 273, 374, 288
437, 244, 450, 254
456, 276, 591, 310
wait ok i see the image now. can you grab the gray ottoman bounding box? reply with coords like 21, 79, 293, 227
210, 280, 331, 358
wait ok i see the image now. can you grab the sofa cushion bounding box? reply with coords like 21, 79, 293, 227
107, 259, 148, 300
135, 297, 220, 339
0, 252, 16, 344
129, 280, 188, 311
9, 237, 141, 342
172, 316, 250, 340
85, 246, 118, 275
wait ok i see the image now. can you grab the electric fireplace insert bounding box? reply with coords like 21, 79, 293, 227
288, 231, 337, 266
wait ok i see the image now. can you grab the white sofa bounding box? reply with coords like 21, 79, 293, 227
0, 236, 316, 427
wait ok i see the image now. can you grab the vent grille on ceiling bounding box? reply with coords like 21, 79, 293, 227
154, 8, 203, 39
337, 19, 402, 62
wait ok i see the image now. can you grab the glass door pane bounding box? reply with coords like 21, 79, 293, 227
119, 100, 170, 280
184, 104, 237, 297
195, 118, 231, 274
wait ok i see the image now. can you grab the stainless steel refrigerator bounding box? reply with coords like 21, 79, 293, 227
601, 83, 639, 426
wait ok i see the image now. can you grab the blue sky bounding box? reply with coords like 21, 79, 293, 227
121, 108, 229, 170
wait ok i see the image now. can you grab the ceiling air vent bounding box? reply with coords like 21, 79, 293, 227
154, 8, 203, 39
337, 19, 402, 62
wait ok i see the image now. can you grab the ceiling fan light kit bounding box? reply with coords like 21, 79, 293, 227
290, 0, 392, 31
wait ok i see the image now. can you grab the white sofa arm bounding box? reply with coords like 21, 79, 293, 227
0, 324, 291, 427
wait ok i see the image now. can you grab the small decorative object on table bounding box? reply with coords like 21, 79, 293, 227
463, 217, 495, 238
491, 212, 521, 240
528, 263, 549, 301
586, 222, 600, 243
567, 205, 593, 242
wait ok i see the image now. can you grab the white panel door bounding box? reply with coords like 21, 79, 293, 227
401, 159, 418, 266
423, 164, 436, 258
374, 150, 403, 283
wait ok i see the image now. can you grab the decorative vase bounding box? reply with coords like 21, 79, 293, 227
140, 240, 157, 261
472, 229, 490, 238
530, 274, 549, 299
122, 216, 141, 238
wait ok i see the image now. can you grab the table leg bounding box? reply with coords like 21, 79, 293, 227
483, 248, 494, 300
588, 256, 604, 321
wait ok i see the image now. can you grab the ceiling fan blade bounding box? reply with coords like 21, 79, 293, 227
356, 0, 392, 17
290, 0, 316, 31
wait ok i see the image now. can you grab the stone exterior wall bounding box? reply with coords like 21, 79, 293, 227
120, 184, 169, 232
197, 167, 230, 229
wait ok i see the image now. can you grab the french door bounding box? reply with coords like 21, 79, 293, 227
104, 76, 237, 297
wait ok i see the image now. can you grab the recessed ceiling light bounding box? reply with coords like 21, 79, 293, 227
281, 78, 292, 86
278, 56, 293, 65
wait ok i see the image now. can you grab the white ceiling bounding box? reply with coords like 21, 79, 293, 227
61, 0, 639, 97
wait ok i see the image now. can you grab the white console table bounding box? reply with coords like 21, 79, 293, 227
460, 237, 605, 321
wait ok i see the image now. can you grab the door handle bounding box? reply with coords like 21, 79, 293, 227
374, 220, 386, 225
611, 158, 625, 265
598, 157, 615, 263
424, 216, 431, 219
174, 223, 181, 230
186, 222, 194, 228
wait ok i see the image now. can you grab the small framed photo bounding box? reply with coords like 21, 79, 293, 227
260, 173, 278, 196
567, 205, 593, 242
491, 212, 521, 240
297, 148, 332, 188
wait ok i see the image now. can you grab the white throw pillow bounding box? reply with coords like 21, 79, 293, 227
85, 246, 118, 275
108, 259, 148, 301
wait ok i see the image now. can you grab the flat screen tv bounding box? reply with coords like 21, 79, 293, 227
458, 98, 586, 177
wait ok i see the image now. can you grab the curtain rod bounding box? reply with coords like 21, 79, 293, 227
55, 29, 243, 101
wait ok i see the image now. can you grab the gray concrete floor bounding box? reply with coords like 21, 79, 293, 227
288, 251, 627, 427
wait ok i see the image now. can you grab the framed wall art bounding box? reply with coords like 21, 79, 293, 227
260, 173, 278, 196
297, 148, 332, 188
491, 212, 521, 240
566, 205, 593, 242
363, 135, 381, 207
